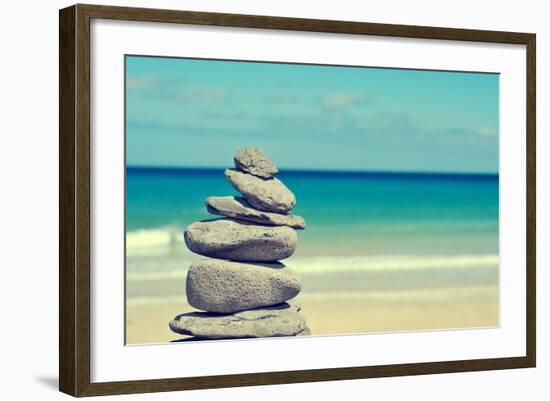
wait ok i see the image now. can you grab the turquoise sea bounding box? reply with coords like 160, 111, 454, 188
125, 167, 499, 303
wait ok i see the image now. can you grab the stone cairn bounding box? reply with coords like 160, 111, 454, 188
169, 148, 310, 340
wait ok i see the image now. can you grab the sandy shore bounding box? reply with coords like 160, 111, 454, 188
126, 292, 499, 345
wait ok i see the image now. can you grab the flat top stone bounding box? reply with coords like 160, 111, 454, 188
234, 147, 278, 178
206, 196, 305, 229
170, 302, 307, 339
225, 169, 296, 213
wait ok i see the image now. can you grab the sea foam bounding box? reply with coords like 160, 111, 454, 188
126, 253, 499, 282
289, 254, 499, 275
126, 227, 181, 255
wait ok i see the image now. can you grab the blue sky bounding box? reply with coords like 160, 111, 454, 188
126, 55, 499, 173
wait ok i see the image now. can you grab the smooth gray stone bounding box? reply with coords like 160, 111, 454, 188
184, 219, 297, 262
186, 259, 302, 313
225, 169, 296, 213
234, 147, 278, 178
170, 303, 306, 338
206, 196, 305, 229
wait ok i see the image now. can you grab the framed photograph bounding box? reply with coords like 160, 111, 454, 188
59, 4, 536, 397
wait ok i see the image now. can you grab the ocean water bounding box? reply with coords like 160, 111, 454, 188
125, 167, 499, 300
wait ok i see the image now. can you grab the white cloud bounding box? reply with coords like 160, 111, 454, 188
321, 92, 368, 110
126, 74, 160, 90
126, 74, 227, 102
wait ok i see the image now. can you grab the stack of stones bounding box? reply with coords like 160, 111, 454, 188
170, 148, 310, 340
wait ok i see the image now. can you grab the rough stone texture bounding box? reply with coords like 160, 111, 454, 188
170, 303, 306, 338
206, 196, 306, 229
234, 147, 279, 178
297, 326, 311, 336
225, 169, 296, 213
184, 219, 297, 262
186, 259, 302, 313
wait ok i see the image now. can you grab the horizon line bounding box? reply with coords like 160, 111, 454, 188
126, 165, 499, 177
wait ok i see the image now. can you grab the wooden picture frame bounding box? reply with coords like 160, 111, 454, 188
59, 3, 536, 397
